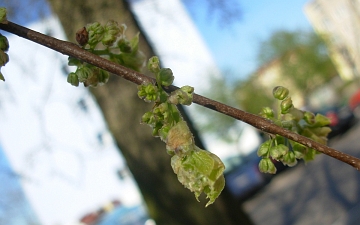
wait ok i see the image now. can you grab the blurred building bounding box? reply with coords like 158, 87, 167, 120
305, 0, 360, 81
254, 56, 304, 107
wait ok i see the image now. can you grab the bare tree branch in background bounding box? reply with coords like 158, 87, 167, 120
182, 0, 242, 27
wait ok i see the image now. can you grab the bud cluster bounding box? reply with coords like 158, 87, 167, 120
138, 57, 225, 206
67, 21, 145, 87
257, 86, 331, 174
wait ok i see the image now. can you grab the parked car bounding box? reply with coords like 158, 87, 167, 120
223, 152, 269, 201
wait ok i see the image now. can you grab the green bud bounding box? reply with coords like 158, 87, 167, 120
273, 86, 289, 100
67, 72, 79, 86
102, 20, 121, 46
309, 127, 332, 137
168, 86, 194, 106
0, 34, 9, 51
97, 69, 109, 85
259, 107, 274, 119
157, 68, 174, 86
137, 83, 158, 102
75, 66, 93, 82
292, 143, 306, 159
257, 140, 271, 157
0, 7, 7, 23
270, 144, 288, 159
258, 158, 276, 174
303, 111, 315, 125
141, 111, 153, 124
314, 113, 331, 127
117, 38, 132, 53
158, 124, 172, 141
86, 22, 104, 48
147, 56, 160, 73
68, 56, 82, 67
280, 97, 293, 114
0, 50, 9, 66
282, 151, 297, 167
303, 148, 317, 162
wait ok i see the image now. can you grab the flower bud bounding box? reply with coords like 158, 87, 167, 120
68, 56, 82, 66
141, 111, 153, 124
292, 143, 306, 159
117, 38, 132, 53
168, 86, 194, 106
76, 27, 89, 46
0, 7, 7, 23
280, 97, 293, 114
0, 34, 9, 51
67, 72, 79, 86
314, 113, 331, 127
86, 22, 104, 48
137, 83, 158, 102
158, 68, 174, 86
0, 50, 9, 66
273, 86, 289, 100
147, 56, 160, 73
303, 148, 317, 162
258, 158, 276, 174
270, 144, 288, 159
282, 151, 297, 167
97, 69, 109, 85
75, 66, 93, 82
257, 140, 271, 157
102, 20, 121, 46
158, 124, 171, 141
259, 107, 274, 119
303, 111, 315, 125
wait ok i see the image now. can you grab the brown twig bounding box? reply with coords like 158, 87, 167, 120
1, 21, 360, 171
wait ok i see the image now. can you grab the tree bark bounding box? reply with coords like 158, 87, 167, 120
47, 0, 253, 224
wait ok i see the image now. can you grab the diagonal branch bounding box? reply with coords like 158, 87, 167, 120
1, 20, 360, 171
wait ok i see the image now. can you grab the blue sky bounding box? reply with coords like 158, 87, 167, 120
183, 0, 313, 80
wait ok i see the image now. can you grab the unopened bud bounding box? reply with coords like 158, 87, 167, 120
0, 34, 9, 51
0, 7, 7, 23
273, 86, 289, 100
67, 72, 79, 86
76, 27, 89, 46
280, 97, 293, 114
259, 107, 274, 119
147, 56, 160, 73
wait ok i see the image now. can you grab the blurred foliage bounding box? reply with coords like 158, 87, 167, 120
234, 77, 274, 114
195, 75, 241, 141
236, 29, 338, 113
257, 30, 337, 92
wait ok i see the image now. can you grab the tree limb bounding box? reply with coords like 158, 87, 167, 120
1, 20, 360, 171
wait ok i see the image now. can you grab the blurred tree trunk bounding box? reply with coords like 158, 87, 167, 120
47, 0, 253, 224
